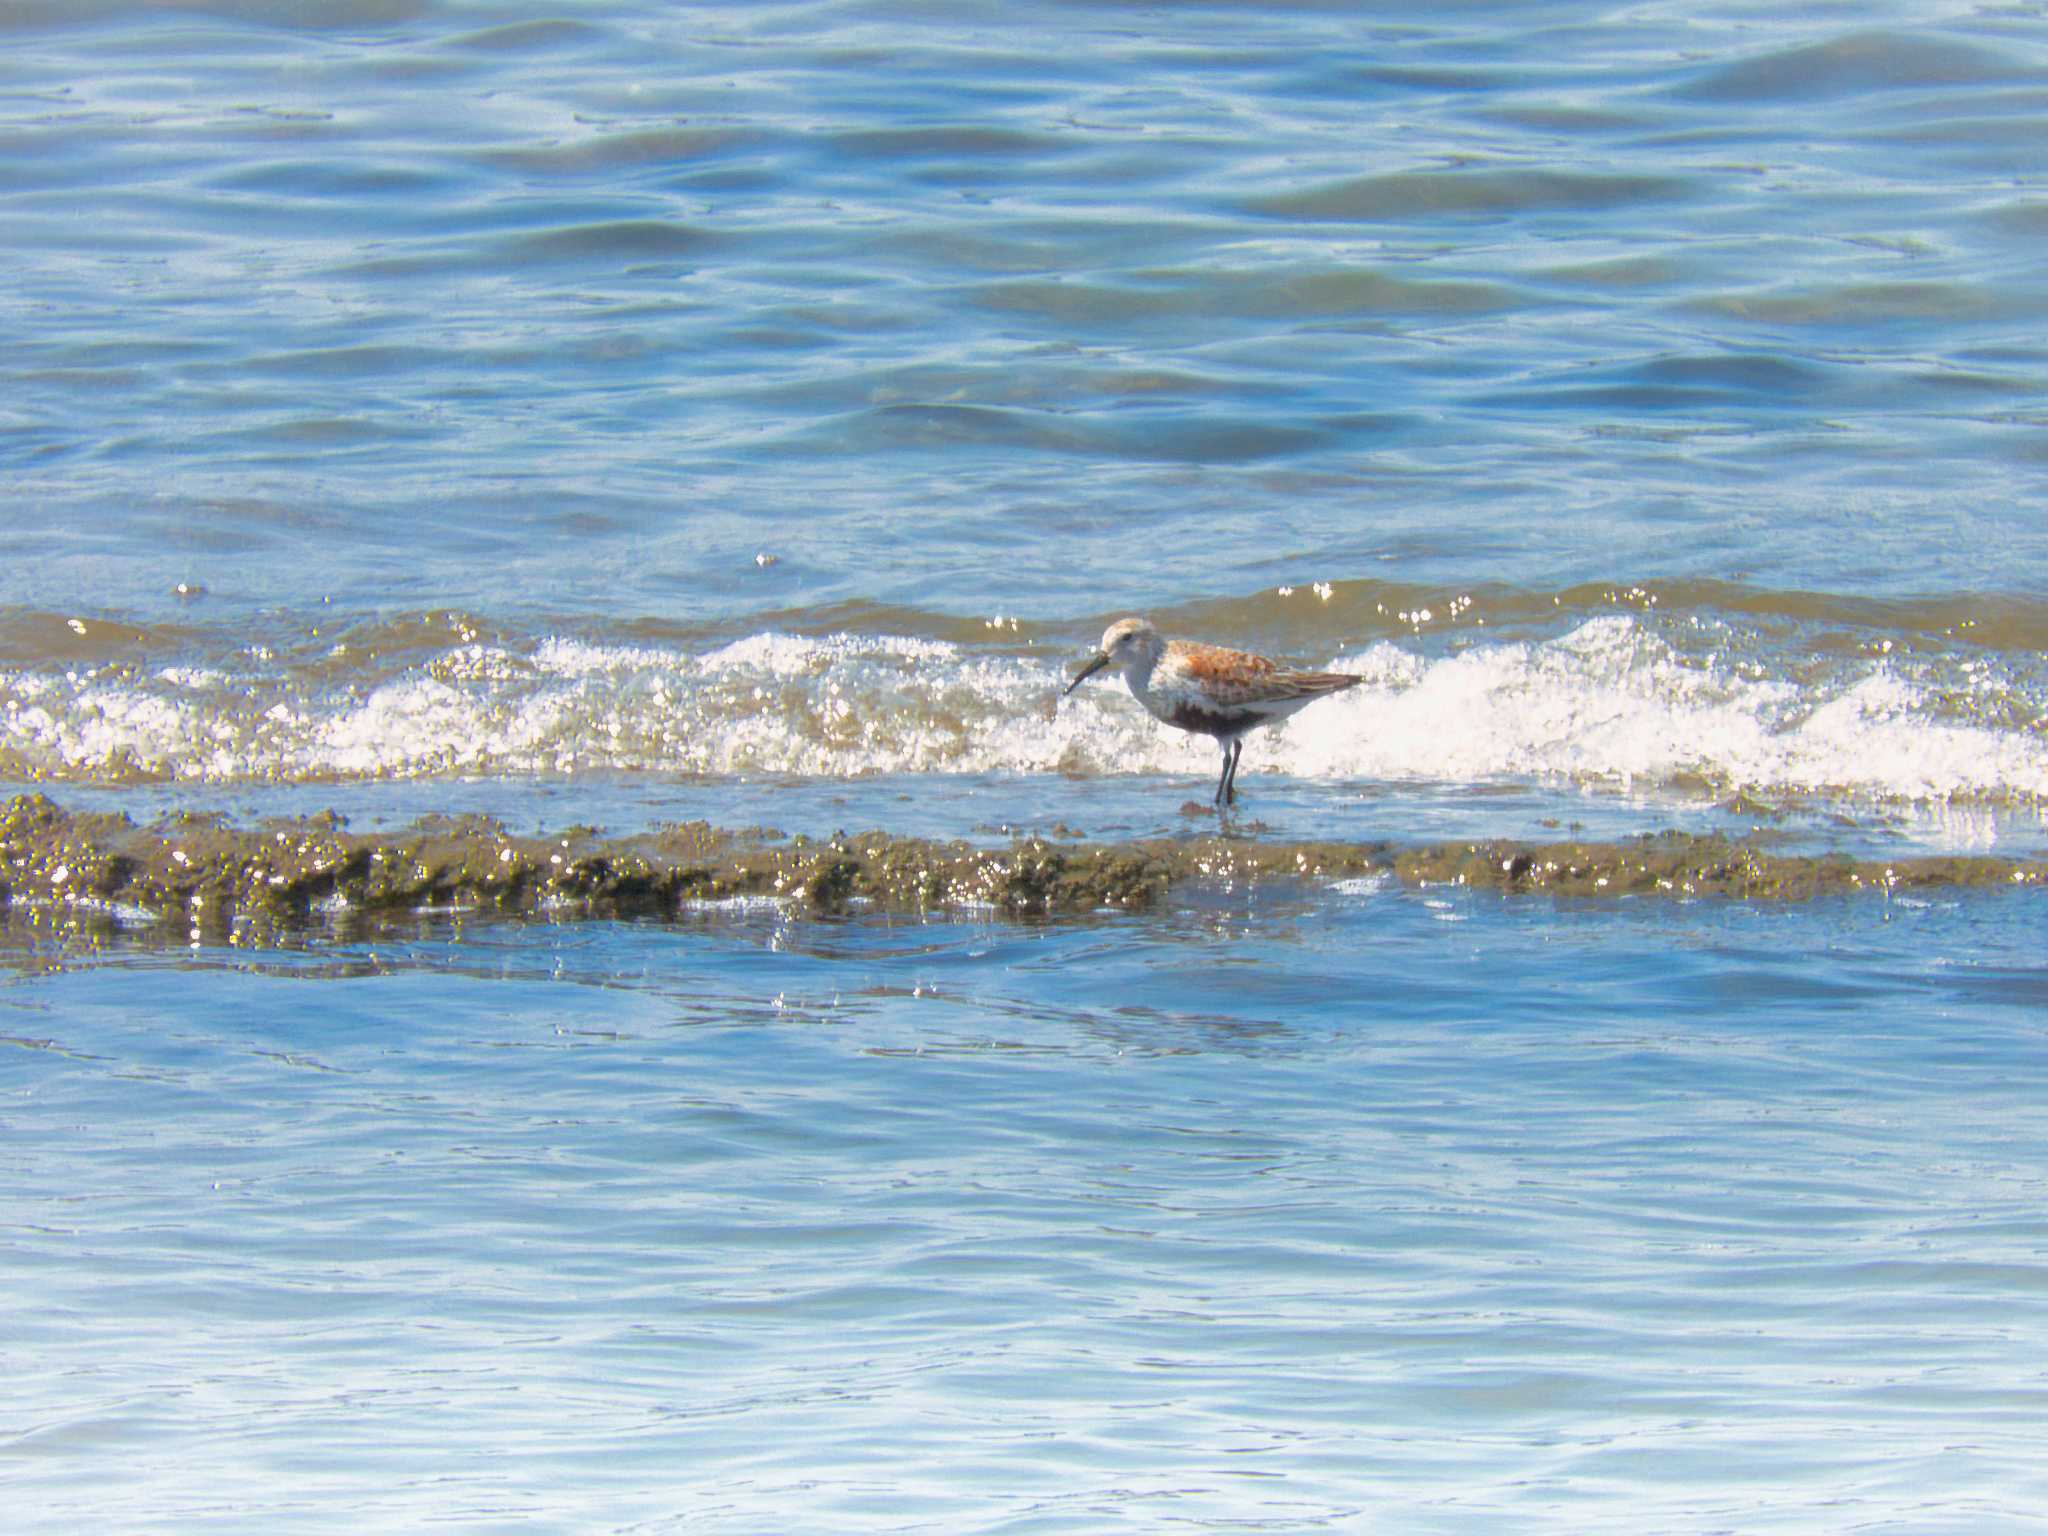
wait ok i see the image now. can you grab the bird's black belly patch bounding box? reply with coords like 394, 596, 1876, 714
1167, 703, 1256, 738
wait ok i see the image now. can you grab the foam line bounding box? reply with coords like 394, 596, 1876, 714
2, 618, 2042, 806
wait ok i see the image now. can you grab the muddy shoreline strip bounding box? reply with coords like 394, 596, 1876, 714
3, 794, 2041, 943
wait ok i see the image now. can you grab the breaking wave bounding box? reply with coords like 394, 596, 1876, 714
4, 602, 2044, 808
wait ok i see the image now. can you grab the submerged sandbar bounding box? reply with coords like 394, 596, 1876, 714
4, 793, 2041, 943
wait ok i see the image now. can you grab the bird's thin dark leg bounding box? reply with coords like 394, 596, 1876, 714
1215, 738, 1243, 806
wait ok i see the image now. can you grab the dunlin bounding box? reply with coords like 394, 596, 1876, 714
1062, 617, 1361, 806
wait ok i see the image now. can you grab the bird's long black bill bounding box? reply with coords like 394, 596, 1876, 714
1062, 652, 1111, 697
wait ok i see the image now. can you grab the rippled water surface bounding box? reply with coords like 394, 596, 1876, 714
7, 1, 2048, 1528
7, 890, 2048, 1532
7, 0, 2048, 622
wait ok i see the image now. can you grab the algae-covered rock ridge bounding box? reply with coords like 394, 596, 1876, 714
3, 794, 2041, 946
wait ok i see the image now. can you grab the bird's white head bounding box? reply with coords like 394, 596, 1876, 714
1062, 616, 1164, 696
1097, 617, 1164, 668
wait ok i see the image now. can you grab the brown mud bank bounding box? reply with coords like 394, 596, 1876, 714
3, 793, 2042, 943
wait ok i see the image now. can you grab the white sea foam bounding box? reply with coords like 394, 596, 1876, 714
3, 620, 2044, 807
1270, 618, 2048, 803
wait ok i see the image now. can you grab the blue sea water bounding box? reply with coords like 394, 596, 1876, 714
5, 0, 2048, 1529
8, 892, 2048, 1532
4, 897, 2048, 1531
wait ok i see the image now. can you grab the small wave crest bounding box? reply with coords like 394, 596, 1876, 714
1286, 617, 2048, 804
2, 617, 2043, 807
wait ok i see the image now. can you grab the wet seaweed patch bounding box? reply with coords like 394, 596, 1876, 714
1, 794, 2040, 946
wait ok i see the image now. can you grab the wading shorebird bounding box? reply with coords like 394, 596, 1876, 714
1062, 617, 1362, 806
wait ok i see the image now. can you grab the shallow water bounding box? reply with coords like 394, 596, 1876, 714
6, 889, 2048, 1533
7, 1, 2048, 1528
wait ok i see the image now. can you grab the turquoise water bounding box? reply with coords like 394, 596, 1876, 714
6, 0, 2048, 1528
